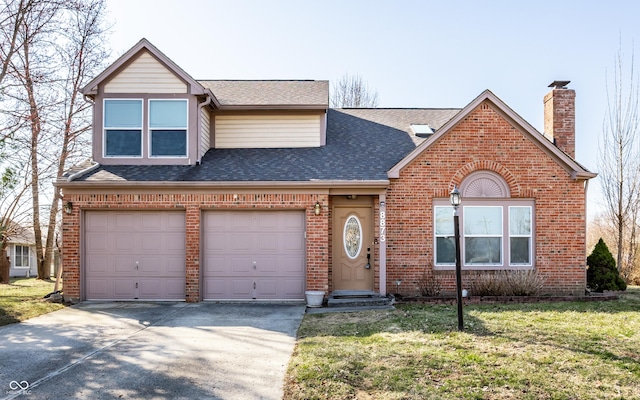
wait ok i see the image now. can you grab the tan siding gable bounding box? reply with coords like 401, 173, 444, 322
200, 108, 211, 157
215, 115, 321, 148
104, 51, 187, 94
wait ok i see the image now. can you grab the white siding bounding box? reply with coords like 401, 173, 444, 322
215, 115, 321, 148
200, 107, 211, 158
104, 51, 187, 94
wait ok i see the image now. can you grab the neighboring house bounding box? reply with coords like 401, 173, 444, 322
6, 227, 37, 278
57, 39, 596, 303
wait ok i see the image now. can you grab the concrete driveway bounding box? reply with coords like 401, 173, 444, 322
0, 302, 306, 400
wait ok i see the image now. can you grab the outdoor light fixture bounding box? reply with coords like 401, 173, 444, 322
450, 185, 464, 331
63, 201, 73, 215
314, 201, 321, 215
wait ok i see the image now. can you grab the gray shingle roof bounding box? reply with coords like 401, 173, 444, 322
199, 80, 329, 107
74, 108, 460, 183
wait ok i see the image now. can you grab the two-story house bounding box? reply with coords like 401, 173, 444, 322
57, 39, 596, 303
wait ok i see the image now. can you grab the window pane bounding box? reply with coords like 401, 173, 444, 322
436, 237, 456, 264
15, 246, 28, 267
105, 100, 142, 128
510, 237, 531, 264
510, 207, 531, 235
149, 100, 187, 128
464, 206, 502, 235
106, 130, 142, 156
435, 207, 454, 236
465, 237, 501, 264
151, 130, 187, 156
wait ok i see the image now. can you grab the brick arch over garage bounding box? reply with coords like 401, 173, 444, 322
449, 160, 521, 198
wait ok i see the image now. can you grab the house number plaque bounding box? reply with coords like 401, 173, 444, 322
379, 201, 386, 242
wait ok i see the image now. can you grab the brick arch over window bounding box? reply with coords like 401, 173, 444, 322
450, 161, 520, 197
460, 171, 510, 198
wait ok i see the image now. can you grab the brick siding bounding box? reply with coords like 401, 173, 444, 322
385, 100, 587, 296
61, 193, 330, 302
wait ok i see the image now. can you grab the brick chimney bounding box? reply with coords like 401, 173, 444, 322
543, 80, 575, 158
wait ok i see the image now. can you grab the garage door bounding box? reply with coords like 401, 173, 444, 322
203, 210, 305, 300
85, 211, 186, 300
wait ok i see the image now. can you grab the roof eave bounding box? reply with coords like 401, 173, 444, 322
56, 179, 389, 190
216, 104, 328, 111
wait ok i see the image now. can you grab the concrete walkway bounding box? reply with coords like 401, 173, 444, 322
0, 302, 306, 400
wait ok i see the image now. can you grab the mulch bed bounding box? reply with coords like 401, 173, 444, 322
394, 292, 620, 305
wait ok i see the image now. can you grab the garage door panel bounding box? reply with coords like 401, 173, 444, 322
114, 279, 136, 297
203, 210, 305, 300
138, 278, 184, 300
229, 256, 255, 275
86, 232, 110, 252
115, 234, 137, 251
203, 278, 226, 298
85, 211, 185, 300
114, 213, 137, 229
283, 234, 305, 251
254, 257, 277, 273
256, 235, 278, 251
114, 256, 136, 274
204, 256, 225, 273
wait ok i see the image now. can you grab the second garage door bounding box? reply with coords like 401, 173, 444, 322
85, 211, 186, 300
203, 210, 305, 300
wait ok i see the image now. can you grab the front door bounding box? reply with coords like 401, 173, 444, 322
332, 201, 374, 291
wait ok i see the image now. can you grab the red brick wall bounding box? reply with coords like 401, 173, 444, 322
544, 88, 576, 158
386, 100, 587, 296
61, 192, 330, 302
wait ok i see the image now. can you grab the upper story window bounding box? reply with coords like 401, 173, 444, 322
103, 98, 188, 158
434, 171, 534, 270
149, 100, 187, 157
104, 99, 143, 157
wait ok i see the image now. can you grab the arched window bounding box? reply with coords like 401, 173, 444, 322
460, 171, 510, 198
434, 171, 534, 270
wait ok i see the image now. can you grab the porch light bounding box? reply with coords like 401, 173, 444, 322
450, 185, 464, 331
449, 186, 461, 208
64, 201, 73, 215
314, 201, 321, 216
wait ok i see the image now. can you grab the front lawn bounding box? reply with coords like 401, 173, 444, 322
284, 287, 640, 400
0, 278, 65, 326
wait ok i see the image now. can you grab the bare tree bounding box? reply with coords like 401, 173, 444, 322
3, 0, 108, 279
598, 39, 640, 282
330, 73, 379, 108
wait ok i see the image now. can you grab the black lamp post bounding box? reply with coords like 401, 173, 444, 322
450, 185, 464, 331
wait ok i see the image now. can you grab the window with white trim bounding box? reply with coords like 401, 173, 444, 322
509, 206, 532, 265
103, 98, 188, 158
104, 99, 143, 157
433, 171, 534, 270
14, 245, 29, 268
149, 99, 187, 157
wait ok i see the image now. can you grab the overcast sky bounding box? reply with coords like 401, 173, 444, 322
104, 0, 639, 217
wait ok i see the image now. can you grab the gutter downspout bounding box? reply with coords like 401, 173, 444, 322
197, 95, 212, 165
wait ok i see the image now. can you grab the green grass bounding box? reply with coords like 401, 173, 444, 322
284, 287, 640, 400
0, 277, 65, 326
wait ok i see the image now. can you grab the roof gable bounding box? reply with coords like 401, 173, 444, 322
81, 38, 210, 97
387, 90, 596, 180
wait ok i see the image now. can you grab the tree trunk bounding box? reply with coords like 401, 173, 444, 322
0, 240, 9, 284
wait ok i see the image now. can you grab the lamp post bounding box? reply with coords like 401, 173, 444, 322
450, 185, 464, 331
